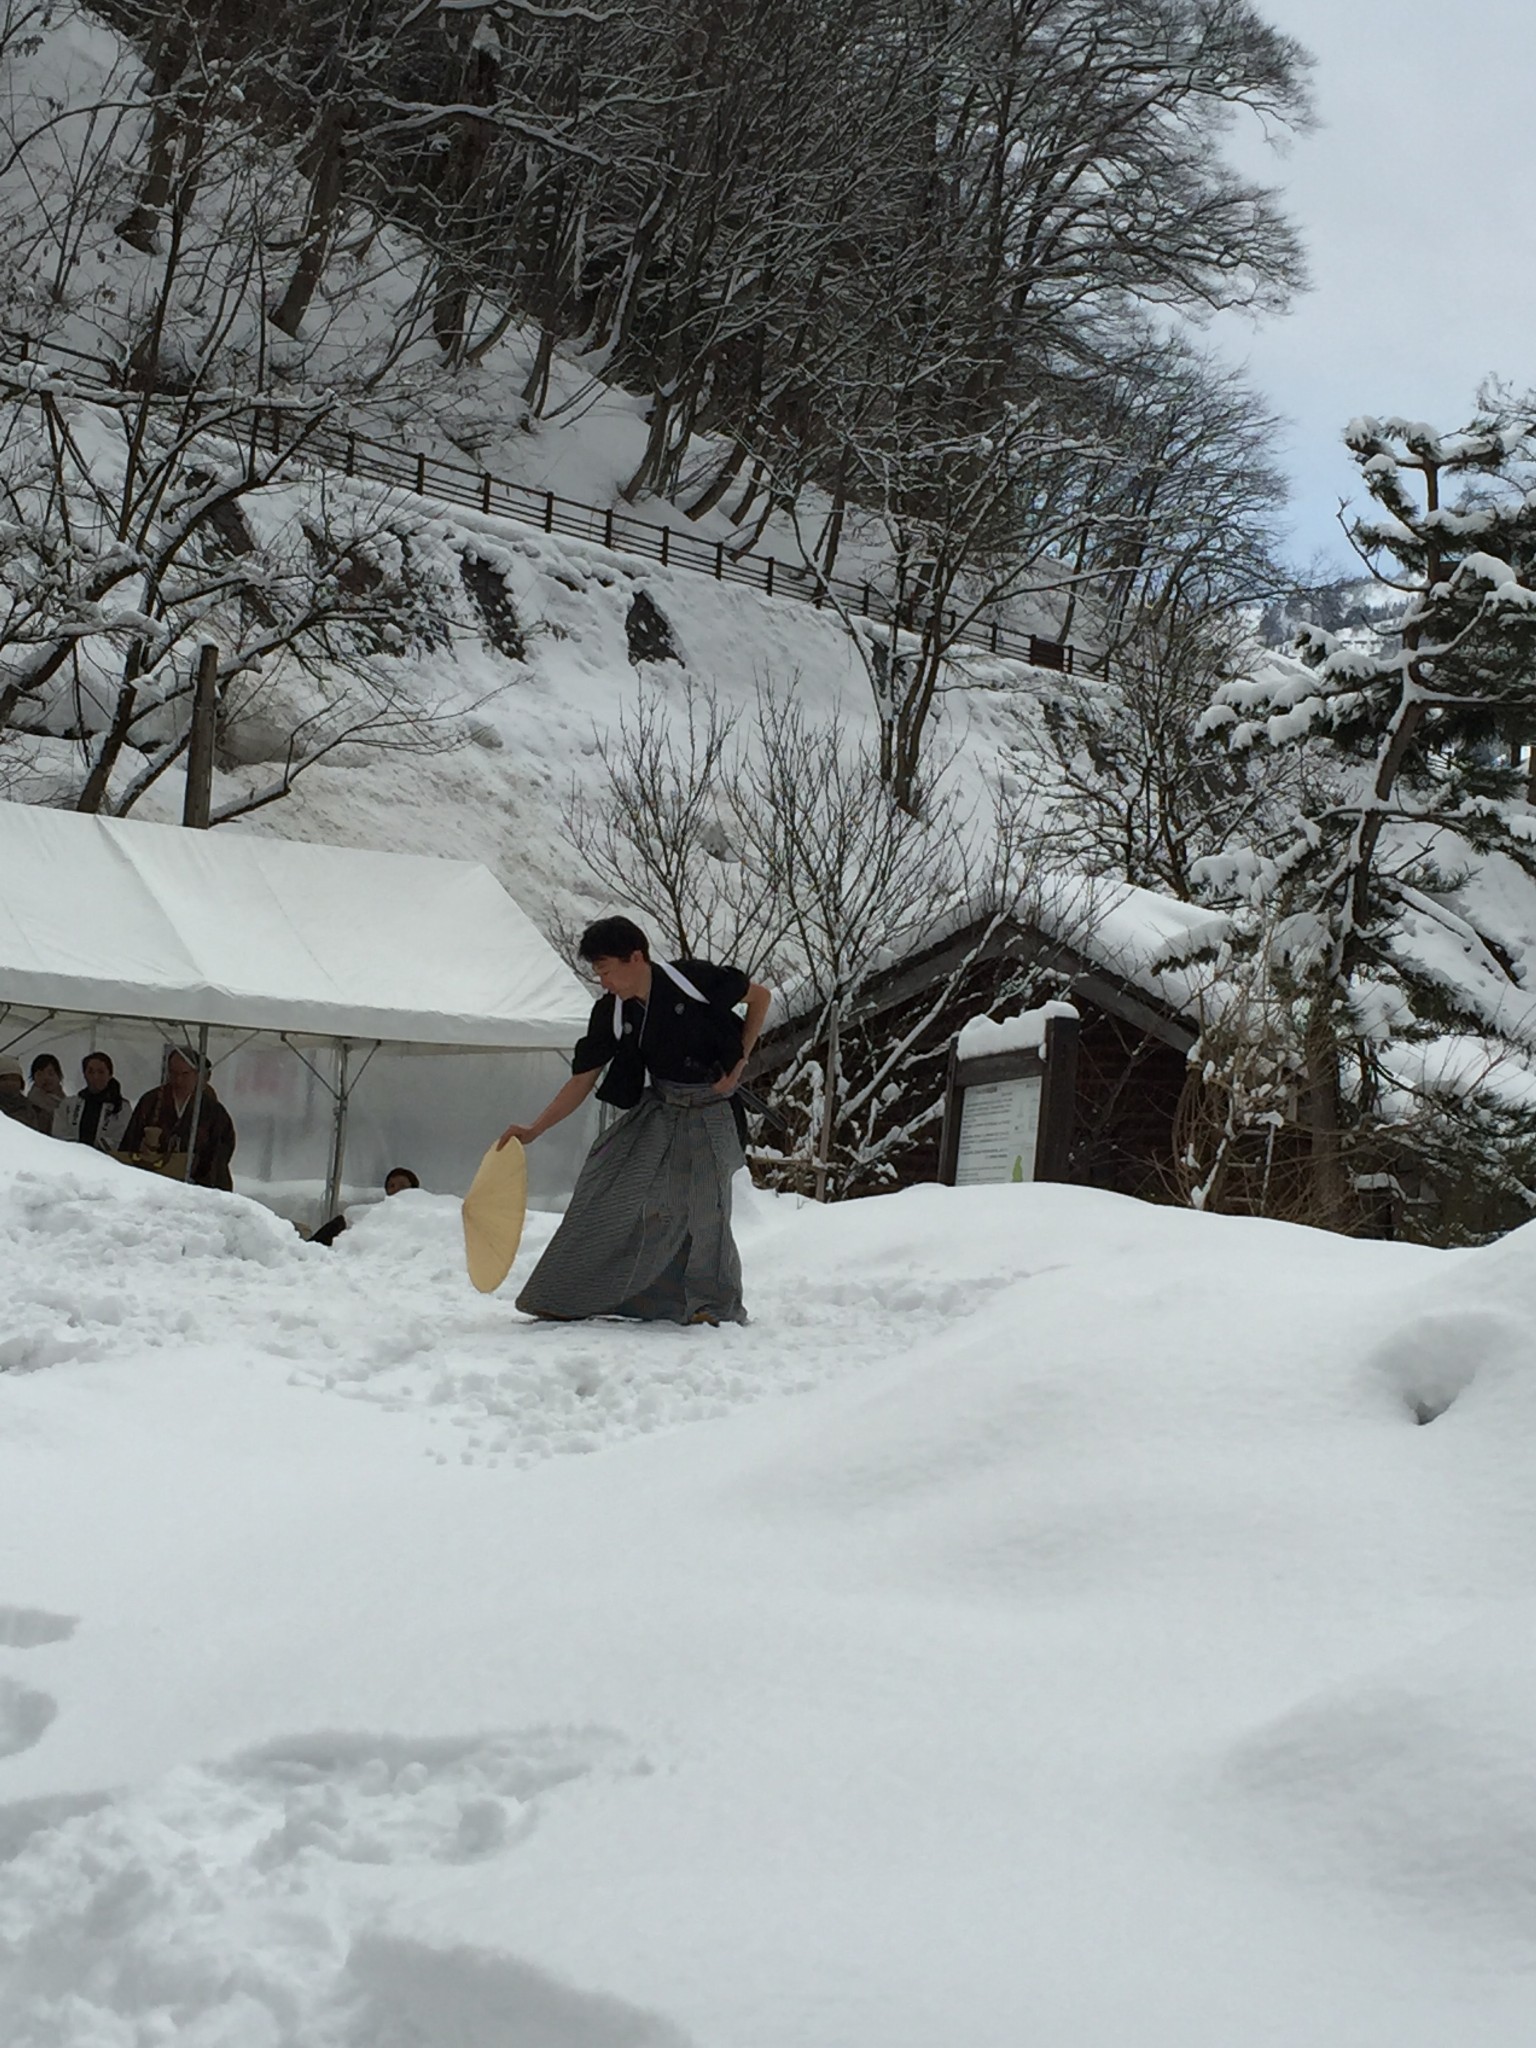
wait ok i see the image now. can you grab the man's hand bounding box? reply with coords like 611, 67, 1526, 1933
497, 1070, 598, 1151
712, 1060, 746, 1097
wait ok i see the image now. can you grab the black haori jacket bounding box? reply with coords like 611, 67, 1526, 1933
572, 958, 748, 1109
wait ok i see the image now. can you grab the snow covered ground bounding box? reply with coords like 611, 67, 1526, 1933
6, 1115, 1536, 2045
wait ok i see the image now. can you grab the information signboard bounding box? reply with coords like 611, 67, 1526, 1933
954, 1072, 1043, 1184
938, 1010, 1079, 1187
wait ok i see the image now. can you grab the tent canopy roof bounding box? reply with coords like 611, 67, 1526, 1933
0, 803, 591, 1051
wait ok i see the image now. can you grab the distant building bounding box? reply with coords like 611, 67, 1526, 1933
752, 901, 1207, 1206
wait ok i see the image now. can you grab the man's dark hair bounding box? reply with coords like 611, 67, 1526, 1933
578, 916, 650, 962
30, 1052, 62, 1081
384, 1165, 420, 1190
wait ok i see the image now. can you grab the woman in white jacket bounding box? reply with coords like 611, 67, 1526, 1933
55, 1051, 133, 1152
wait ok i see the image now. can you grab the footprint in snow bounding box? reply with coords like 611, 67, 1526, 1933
340, 1929, 695, 2048
0, 1721, 658, 2041
0, 1605, 77, 1648
226, 1723, 635, 1870
0, 1676, 57, 1759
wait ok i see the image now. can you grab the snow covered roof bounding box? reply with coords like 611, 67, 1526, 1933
0, 802, 591, 1050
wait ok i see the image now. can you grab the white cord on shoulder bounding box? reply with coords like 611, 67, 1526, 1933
612, 959, 709, 1037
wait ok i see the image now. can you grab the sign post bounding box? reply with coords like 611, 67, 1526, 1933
938, 1006, 1079, 1186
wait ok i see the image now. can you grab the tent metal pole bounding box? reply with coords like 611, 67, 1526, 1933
0, 1008, 58, 1056
182, 1023, 210, 1182
322, 1042, 351, 1224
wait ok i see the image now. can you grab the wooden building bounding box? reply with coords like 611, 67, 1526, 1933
750, 913, 1198, 1204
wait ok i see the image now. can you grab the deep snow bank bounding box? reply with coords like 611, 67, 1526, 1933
6, 1120, 1536, 2045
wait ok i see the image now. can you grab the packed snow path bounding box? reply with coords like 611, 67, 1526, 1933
0, 1137, 1019, 1469
6, 1116, 1536, 2047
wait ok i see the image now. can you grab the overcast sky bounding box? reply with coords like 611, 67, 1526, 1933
1211, 0, 1536, 575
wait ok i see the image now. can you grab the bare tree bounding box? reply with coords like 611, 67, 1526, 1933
561, 682, 781, 965
0, 365, 469, 818
1016, 609, 1296, 899
562, 679, 1044, 1195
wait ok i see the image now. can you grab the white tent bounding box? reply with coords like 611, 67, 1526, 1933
0, 801, 588, 1049
0, 803, 594, 1217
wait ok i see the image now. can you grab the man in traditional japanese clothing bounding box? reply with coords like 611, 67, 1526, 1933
120, 1045, 237, 1191
500, 917, 771, 1325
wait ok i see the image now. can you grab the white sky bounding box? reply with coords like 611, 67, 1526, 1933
1211, 0, 1536, 573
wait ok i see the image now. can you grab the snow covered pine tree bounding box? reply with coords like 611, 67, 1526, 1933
1203, 407, 1536, 1240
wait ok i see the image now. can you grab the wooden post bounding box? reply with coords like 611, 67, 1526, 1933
715, 540, 724, 580
1036, 1013, 1081, 1181
544, 491, 555, 533
182, 641, 218, 829
812, 1002, 840, 1203
937, 1044, 961, 1183
660, 526, 670, 566
765, 556, 775, 597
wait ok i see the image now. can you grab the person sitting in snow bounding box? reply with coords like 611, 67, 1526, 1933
53, 1051, 133, 1153
121, 1045, 237, 1190
310, 1164, 421, 1247
498, 916, 770, 1327
0, 1055, 49, 1133
25, 1052, 67, 1133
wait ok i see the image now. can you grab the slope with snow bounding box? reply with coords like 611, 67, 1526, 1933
5, 1114, 1536, 2045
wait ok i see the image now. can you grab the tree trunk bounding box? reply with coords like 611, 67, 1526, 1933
431, 30, 499, 365
684, 437, 747, 520
75, 643, 147, 813
116, 23, 191, 253
727, 457, 763, 528
432, 276, 472, 362
269, 104, 351, 338
622, 386, 674, 502
815, 456, 850, 579
1303, 996, 1350, 1231
521, 326, 555, 413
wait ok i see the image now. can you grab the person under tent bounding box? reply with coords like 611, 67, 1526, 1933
0, 1056, 48, 1132
120, 1045, 237, 1190
53, 1052, 133, 1152
25, 1053, 67, 1133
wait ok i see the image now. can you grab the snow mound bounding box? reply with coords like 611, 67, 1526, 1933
0, 1117, 299, 1372
1360, 1216, 1536, 1425
1230, 1625, 1536, 1929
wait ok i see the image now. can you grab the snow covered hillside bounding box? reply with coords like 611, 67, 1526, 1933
9, 476, 1055, 958
2, 2, 1086, 954
7, 1114, 1536, 2045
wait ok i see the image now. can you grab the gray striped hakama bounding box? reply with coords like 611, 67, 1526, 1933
516, 1080, 747, 1324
